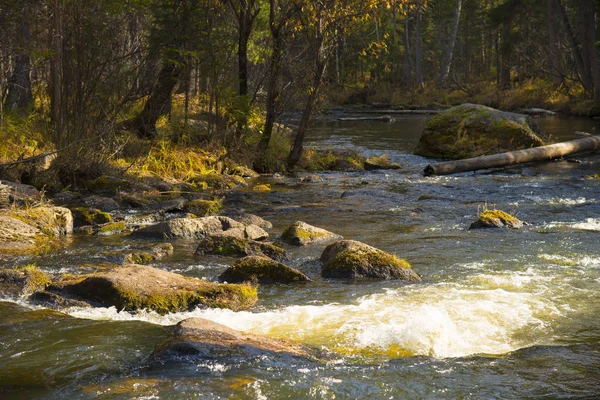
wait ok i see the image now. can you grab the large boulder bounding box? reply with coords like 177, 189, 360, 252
469, 209, 524, 229
0, 180, 41, 206
152, 317, 318, 364
0, 266, 51, 297
414, 103, 545, 159
51, 265, 257, 314
195, 236, 288, 262
0, 216, 40, 255
281, 221, 342, 246
227, 213, 273, 229
320, 240, 421, 281
131, 216, 243, 239
1, 206, 73, 236
219, 256, 311, 284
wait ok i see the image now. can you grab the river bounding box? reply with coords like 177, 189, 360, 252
1, 113, 599, 398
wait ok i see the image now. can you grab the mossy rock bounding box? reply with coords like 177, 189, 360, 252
97, 221, 127, 236
72, 207, 112, 227
1, 206, 73, 237
320, 240, 421, 281
364, 155, 402, 170
469, 209, 524, 229
132, 216, 244, 240
252, 184, 272, 192
52, 265, 257, 314
195, 236, 288, 262
184, 199, 222, 216
122, 252, 158, 265
190, 173, 247, 189
0, 266, 52, 297
86, 175, 132, 192
298, 149, 364, 172
281, 221, 342, 246
219, 256, 311, 284
414, 103, 545, 159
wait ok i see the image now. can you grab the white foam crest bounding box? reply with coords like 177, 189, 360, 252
63, 280, 558, 359
545, 218, 600, 231
523, 195, 593, 205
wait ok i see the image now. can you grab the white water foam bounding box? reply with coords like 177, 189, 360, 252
62, 275, 560, 359
544, 218, 600, 231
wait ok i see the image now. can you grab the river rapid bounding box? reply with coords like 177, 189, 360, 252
1, 113, 600, 399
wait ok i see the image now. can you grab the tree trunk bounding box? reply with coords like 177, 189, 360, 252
287, 57, 327, 169
547, 0, 564, 86
579, 0, 600, 101
403, 14, 412, 84
3, 0, 33, 113
135, 61, 182, 139
423, 136, 600, 176
439, 0, 462, 84
50, 0, 65, 144
554, 0, 593, 93
499, 21, 512, 90
415, 2, 424, 88
259, 0, 283, 153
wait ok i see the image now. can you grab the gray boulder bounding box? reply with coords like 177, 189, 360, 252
219, 256, 310, 284
281, 221, 342, 246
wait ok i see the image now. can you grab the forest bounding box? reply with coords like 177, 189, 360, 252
1, 0, 600, 183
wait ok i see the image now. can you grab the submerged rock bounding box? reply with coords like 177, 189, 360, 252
414, 103, 545, 159
219, 256, 311, 284
72, 207, 112, 227
364, 155, 402, 170
469, 209, 524, 229
195, 236, 288, 262
281, 221, 342, 246
152, 317, 318, 364
320, 240, 421, 281
52, 265, 257, 314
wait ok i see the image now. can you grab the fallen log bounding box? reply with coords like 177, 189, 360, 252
423, 135, 600, 176
338, 115, 394, 122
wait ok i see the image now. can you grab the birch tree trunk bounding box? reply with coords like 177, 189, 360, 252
439, 0, 462, 84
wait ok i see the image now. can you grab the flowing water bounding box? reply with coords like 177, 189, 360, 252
1, 113, 600, 399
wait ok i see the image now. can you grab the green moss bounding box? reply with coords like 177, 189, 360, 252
478, 209, 520, 226
1, 265, 52, 295
190, 173, 247, 189
184, 199, 223, 216
220, 256, 310, 284
298, 149, 364, 172
252, 184, 272, 192
86, 176, 131, 191
73, 207, 112, 225
97, 221, 126, 235
196, 236, 288, 261
328, 250, 411, 272
124, 252, 157, 265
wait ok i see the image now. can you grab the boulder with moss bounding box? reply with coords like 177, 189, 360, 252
1, 206, 73, 236
281, 221, 342, 246
183, 199, 222, 216
151, 317, 319, 364
414, 103, 546, 159
219, 256, 310, 284
320, 240, 421, 280
0, 266, 51, 297
51, 265, 257, 314
469, 209, 524, 229
121, 243, 174, 265
72, 207, 112, 227
364, 155, 402, 170
196, 236, 288, 261
0, 180, 41, 206
83, 195, 120, 212
131, 216, 243, 239
0, 215, 42, 255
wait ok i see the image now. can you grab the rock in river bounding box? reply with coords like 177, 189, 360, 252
195, 236, 288, 262
281, 221, 342, 246
414, 103, 545, 159
320, 240, 421, 281
469, 209, 524, 229
52, 265, 257, 314
152, 317, 318, 364
219, 256, 311, 284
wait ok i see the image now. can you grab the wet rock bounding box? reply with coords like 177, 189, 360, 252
320, 240, 421, 281
52, 265, 257, 314
195, 236, 288, 262
28, 291, 92, 309
364, 155, 402, 170
0, 180, 41, 205
1, 206, 73, 236
281, 221, 342, 246
469, 209, 524, 229
414, 103, 545, 159
121, 243, 173, 265
83, 195, 120, 212
131, 216, 244, 239
152, 317, 317, 364
183, 199, 222, 216
0, 267, 51, 297
219, 256, 311, 284
244, 224, 269, 241
148, 198, 187, 213
190, 173, 247, 189
96, 221, 127, 236
252, 184, 271, 192
72, 207, 112, 227
300, 174, 323, 183
227, 213, 273, 230
0, 215, 40, 255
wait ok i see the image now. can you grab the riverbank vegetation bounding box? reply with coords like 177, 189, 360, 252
1, 0, 599, 189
